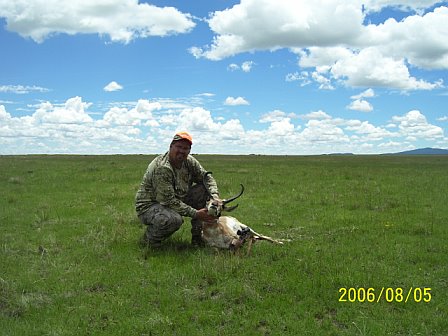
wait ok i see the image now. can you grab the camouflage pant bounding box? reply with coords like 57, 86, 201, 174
138, 184, 209, 244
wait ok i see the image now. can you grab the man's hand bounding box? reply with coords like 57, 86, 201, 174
195, 208, 216, 222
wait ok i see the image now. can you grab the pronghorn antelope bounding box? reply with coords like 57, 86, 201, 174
201, 172, 283, 254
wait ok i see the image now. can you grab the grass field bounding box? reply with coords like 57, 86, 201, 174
1, 154, 447, 335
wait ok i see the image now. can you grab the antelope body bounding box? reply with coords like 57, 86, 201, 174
202, 216, 283, 252
202, 172, 283, 253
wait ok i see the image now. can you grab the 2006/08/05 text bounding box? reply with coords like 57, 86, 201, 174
339, 287, 432, 303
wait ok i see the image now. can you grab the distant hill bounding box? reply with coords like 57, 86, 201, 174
389, 147, 448, 155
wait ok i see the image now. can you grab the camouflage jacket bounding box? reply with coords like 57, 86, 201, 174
135, 152, 219, 218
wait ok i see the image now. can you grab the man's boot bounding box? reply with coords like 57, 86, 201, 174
139, 229, 162, 248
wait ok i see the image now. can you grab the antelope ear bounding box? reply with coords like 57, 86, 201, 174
223, 204, 239, 212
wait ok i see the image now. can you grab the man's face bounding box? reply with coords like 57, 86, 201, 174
169, 140, 191, 165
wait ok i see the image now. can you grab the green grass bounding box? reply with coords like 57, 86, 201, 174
1, 154, 447, 335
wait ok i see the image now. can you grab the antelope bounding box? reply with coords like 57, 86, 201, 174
201, 172, 283, 254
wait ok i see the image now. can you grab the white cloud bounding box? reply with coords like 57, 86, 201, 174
347, 99, 374, 112
188, 46, 204, 59
227, 61, 254, 72
191, 0, 446, 91
0, 105, 11, 121
345, 120, 394, 140
178, 107, 215, 131
0, 0, 195, 43
175, 107, 247, 147
378, 141, 403, 149
241, 61, 254, 72
392, 110, 444, 139
219, 119, 245, 140
285, 72, 301, 82
311, 70, 334, 90
104, 81, 123, 92
300, 110, 332, 120
362, 6, 448, 69
192, 0, 363, 60
0, 97, 162, 154
0, 84, 50, 94
437, 116, 448, 121
299, 119, 350, 144
102, 99, 161, 126
351, 88, 375, 100
347, 89, 376, 112
298, 47, 353, 68
33, 97, 93, 124
267, 118, 295, 137
285, 71, 312, 86
260, 110, 297, 123
362, 0, 443, 14
0, 96, 445, 155
330, 47, 441, 90
196, 92, 215, 97
224, 96, 249, 106
227, 64, 240, 71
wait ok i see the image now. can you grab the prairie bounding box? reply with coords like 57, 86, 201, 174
1, 154, 447, 335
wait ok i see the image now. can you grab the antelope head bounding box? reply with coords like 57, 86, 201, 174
203, 172, 244, 217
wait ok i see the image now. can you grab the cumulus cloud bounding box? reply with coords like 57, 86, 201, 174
192, 0, 363, 60
347, 89, 376, 112
260, 110, 297, 123
219, 119, 245, 140
304, 46, 442, 90
0, 0, 195, 43
175, 107, 246, 145
178, 107, 216, 131
191, 0, 446, 91
224, 96, 250, 106
345, 120, 395, 140
267, 118, 295, 137
300, 110, 332, 120
361, 6, 448, 69
300, 119, 350, 144
104, 81, 123, 92
0, 105, 11, 120
0, 96, 445, 155
101, 99, 161, 126
392, 110, 444, 139
33, 97, 93, 124
347, 99, 374, 112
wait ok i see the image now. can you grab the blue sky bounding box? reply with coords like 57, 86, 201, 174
0, 0, 447, 155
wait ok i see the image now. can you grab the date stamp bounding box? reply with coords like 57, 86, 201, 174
339, 287, 432, 303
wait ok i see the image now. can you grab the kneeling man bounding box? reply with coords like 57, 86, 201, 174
135, 132, 218, 247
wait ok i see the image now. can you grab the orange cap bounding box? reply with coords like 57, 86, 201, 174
172, 131, 193, 145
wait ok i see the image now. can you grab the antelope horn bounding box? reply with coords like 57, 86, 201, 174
223, 204, 239, 212
223, 184, 245, 204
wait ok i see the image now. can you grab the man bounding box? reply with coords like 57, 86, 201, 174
135, 131, 219, 247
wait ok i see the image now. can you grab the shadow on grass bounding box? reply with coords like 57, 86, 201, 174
138, 237, 210, 259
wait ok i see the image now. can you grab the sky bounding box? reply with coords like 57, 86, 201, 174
0, 0, 447, 155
